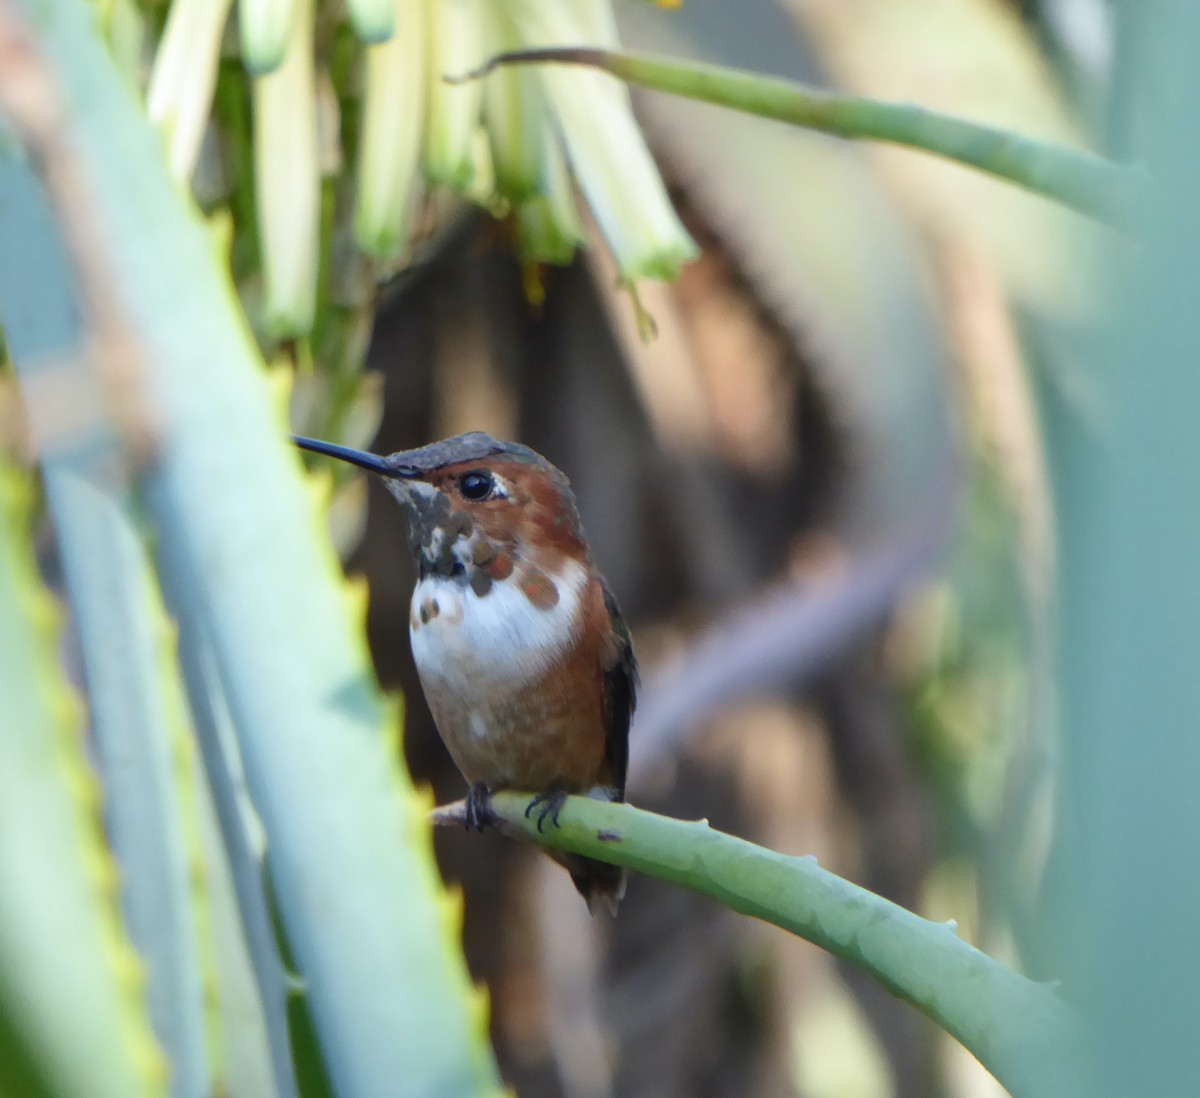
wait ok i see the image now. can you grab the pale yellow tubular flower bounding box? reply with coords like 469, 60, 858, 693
481, 2, 546, 202
252, 0, 319, 335
505, 0, 697, 282
460, 128, 499, 212
517, 135, 584, 266
355, 0, 428, 260
424, 0, 486, 190
147, 0, 235, 185
238, 0, 300, 75
344, 0, 396, 43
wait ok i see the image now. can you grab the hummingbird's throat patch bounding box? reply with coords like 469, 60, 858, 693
404, 495, 522, 601
395, 481, 558, 613
402, 489, 474, 581
468, 543, 516, 597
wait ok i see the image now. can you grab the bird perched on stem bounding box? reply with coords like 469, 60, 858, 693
295, 432, 637, 914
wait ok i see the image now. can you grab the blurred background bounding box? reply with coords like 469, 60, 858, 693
0, 0, 1120, 1094
321, 3, 1106, 1095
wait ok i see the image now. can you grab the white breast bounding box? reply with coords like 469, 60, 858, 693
408, 558, 587, 703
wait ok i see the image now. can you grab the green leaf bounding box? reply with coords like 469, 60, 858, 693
43, 471, 212, 1097
0, 0, 503, 1093
0, 469, 167, 1098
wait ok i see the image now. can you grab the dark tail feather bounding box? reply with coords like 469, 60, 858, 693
551, 851, 626, 915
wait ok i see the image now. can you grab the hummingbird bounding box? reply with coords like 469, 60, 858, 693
294, 432, 637, 914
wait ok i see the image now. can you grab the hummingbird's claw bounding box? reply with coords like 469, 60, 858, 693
525, 789, 569, 833
464, 783, 495, 832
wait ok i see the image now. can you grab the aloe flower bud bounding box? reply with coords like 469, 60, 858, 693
151, 0, 696, 291
253, 0, 319, 335
516, 139, 584, 266
505, 0, 697, 282
147, 0, 235, 184
354, 0, 428, 259
425, 0, 486, 190
345, 0, 396, 43
481, 2, 546, 201
239, 0, 300, 75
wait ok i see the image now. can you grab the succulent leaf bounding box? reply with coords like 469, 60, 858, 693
0, 469, 167, 1098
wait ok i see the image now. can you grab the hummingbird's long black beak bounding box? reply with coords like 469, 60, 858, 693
292, 436, 419, 478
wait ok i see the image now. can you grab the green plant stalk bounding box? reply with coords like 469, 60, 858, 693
455, 793, 1081, 1098
476, 47, 1135, 222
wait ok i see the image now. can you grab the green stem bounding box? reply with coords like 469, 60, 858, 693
455, 792, 1081, 1098
472, 47, 1136, 222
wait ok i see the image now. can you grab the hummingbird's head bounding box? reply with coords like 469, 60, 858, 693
294, 432, 590, 600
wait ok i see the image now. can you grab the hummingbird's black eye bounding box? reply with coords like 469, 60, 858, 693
459, 471, 494, 501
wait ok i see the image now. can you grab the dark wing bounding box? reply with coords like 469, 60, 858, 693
600, 579, 638, 802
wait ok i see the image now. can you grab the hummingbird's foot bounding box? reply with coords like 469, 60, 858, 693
525, 789, 569, 833
464, 783, 496, 832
